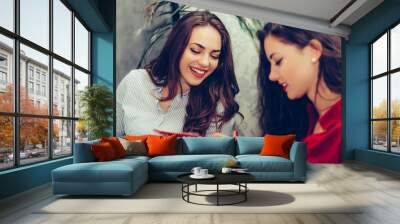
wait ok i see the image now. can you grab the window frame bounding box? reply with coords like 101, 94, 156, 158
0, 0, 92, 171
370, 20, 400, 154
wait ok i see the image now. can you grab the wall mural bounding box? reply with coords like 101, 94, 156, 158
116, 0, 342, 163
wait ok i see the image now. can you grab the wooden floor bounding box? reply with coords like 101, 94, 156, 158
1, 162, 400, 224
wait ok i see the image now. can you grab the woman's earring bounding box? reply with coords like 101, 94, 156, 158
311, 58, 317, 63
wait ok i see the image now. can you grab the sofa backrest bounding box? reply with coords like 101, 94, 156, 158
73, 139, 100, 163
178, 137, 235, 155
236, 137, 263, 155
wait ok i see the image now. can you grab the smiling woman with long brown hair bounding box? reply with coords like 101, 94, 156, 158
117, 11, 241, 137
257, 23, 342, 163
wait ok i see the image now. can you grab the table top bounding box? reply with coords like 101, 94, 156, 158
177, 172, 255, 185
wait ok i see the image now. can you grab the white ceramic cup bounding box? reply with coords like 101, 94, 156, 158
191, 167, 202, 176
200, 169, 208, 176
221, 167, 232, 174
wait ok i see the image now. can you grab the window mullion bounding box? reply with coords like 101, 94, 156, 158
14, 0, 20, 167
370, 45, 373, 149
49, 0, 53, 160
388, 29, 391, 152
71, 11, 76, 155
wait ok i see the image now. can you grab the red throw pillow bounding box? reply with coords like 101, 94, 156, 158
259, 134, 296, 159
91, 142, 118, 161
146, 135, 177, 157
101, 137, 126, 158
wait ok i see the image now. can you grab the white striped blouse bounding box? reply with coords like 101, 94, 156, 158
116, 69, 234, 136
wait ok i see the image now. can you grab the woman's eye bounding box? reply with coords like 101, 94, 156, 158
276, 58, 282, 66
190, 48, 200, 54
211, 54, 220, 60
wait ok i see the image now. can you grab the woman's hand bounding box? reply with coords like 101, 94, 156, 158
211, 132, 226, 137
211, 129, 239, 137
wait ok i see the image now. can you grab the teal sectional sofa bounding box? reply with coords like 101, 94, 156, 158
52, 137, 306, 196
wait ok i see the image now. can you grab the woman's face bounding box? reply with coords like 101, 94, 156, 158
179, 25, 221, 90
263, 35, 320, 100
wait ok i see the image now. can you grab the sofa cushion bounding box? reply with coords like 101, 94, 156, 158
180, 137, 235, 155
115, 155, 150, 163
236, 155, 293, 172
52, 158, 147, 183
73, 140, 100, 163
148, 154, 235, 172
236, 137, 263, 155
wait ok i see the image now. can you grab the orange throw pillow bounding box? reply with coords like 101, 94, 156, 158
124, 135, 149, 141
101, 137, 127, 158
91, 142, 118, 161
259, 134, 296, 159
146, 135, 177, 157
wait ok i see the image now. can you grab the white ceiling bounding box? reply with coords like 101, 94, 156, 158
172, 0, 384, 38
222, 0, 353, 22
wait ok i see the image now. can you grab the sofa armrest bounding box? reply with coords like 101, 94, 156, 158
73, 140, 100, 163
289, 141, 307, 181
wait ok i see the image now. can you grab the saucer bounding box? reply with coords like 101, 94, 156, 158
232, 170, 249, 174
190, 174, 215, 179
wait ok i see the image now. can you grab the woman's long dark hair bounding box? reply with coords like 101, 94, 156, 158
257, 23, 341, 139
145, 11, 241, 136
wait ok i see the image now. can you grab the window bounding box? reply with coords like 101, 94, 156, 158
54, 89, 58, 103
0, 55, 7, 67
20, 0, 49, 49
0, 71, 6, 85
0, 54, 7, 86
75, 17, 89, 70
28, 67, 34, 80
0, 0, 91, 170
53, 59, 72, 117
371, 23, 400, 154
0, 0, 14, 32
42, 85, 46, 97
36, 83, 40, 95
35, 70, 41, 81
53, 0, 72, 60
0, 34, 13, 113
28, 81, 34, 93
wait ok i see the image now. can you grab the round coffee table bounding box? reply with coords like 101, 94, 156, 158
177, 172, 255, 206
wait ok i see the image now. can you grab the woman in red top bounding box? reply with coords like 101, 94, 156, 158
257, 23, 342, 163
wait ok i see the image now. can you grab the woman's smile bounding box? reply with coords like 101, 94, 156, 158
189, 66, 208, 79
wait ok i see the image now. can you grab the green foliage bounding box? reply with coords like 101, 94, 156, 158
372, 99, 400, 141
79, 84, 114, 140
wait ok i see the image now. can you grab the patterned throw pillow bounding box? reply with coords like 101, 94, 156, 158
118, 137, 147, 156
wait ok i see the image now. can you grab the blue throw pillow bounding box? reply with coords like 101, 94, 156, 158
236, 137, 264, 155
181, 137, 235, 155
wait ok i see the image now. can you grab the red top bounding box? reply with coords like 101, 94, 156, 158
303, 100, 342, 163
